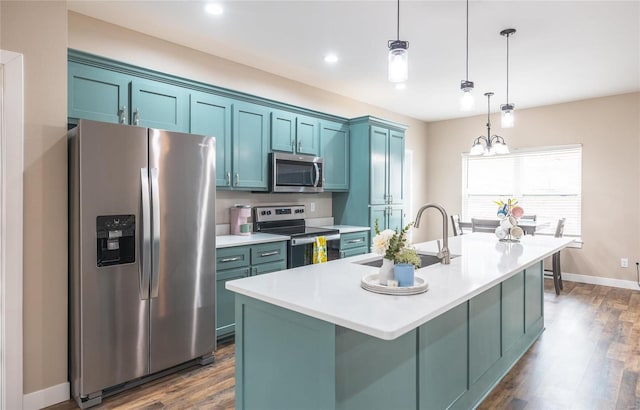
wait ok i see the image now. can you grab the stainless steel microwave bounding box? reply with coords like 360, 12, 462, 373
270, 152, 324, 193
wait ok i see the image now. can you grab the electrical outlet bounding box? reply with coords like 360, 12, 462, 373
310, 202, 315, 212
621, 258, 629, 268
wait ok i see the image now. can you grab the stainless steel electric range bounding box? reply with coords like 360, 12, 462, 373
252, 205, 340, 268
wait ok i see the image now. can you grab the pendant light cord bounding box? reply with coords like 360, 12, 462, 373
396, 0, 400, 40
465, 0, 469, 81
486, 93, 491, 129
506, 33, 510, 104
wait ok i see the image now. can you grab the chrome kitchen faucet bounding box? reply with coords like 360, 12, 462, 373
414, 203, 451, 264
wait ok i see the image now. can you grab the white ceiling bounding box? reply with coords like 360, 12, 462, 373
67, 0, 640, 122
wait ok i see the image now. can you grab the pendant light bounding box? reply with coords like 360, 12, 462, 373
470, 92, 509, 156
459, 0, 474, 111
500, 28, 516, 128
388, 0, 409, 83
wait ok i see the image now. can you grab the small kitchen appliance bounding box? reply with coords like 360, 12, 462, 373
230, 204, 252, 235
252, 205, 340, 268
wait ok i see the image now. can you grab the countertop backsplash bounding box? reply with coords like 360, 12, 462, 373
215, 190, 333, 225
216, 216, 335, 237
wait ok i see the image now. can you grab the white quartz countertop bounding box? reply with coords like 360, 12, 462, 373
226, 233, 574, 340
322, 225, 371, 234
216, 233, 289, 248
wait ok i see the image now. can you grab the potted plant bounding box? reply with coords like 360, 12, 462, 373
372, 220, 420, 286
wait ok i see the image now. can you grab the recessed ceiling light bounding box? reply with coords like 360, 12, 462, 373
205, 3, 224, 15
324, 54, 339, 64
395, 83, 406, 90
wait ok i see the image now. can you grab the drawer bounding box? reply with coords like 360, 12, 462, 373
251, 241, 287, 265
216, 246, 250, 270
340, 247, 368, 258
340, 231, 369, 251
252, 260, 287, 276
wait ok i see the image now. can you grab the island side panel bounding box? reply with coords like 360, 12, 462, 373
234, 295, 337, 410
451, 261, 545, 410
335, 327, 417, 410
502, 271, 526, 354
469, 284, 503, 385
419, 302, 468, 410
525, 262, 544, 332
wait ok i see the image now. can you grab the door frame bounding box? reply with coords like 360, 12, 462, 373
1, 49, 24, 410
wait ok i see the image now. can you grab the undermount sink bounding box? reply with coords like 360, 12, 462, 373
356, 253, 455, 268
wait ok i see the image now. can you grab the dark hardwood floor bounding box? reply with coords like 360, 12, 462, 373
48, 280, 640, 410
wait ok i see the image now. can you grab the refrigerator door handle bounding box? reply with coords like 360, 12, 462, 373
140, 168, 151, 300
150, 167, 161, 298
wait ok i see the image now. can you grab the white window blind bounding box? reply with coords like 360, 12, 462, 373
462, 145, 582, 236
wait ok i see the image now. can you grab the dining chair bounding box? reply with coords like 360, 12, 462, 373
544, 218, 566, 295
471, 218, 500, 233
451, 214, 464, 236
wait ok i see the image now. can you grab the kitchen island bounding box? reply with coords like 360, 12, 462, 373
227, 233, 574, 410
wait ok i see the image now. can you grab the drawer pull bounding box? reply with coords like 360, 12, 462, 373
220, 256, 241, 263
260, 251, 279, 257
347, 239, 363, 244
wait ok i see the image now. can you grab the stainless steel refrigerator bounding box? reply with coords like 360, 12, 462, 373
68, 120, 216, 408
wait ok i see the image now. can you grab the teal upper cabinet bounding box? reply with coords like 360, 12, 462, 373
370, 126, 389, 205
388, 130, 405, 205
270, 110, 319, 156
370, 125, 404, 205
271, 110, 296, 152
233, 102, 270, 190
320, 120, 349, 191
190, 92, 232, 187
131, 79, 189, 133
68, 62, 129, 124
332, 116, 407, 234
296, 115, 319, 155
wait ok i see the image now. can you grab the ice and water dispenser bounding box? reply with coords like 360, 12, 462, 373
96, 215, 135, 267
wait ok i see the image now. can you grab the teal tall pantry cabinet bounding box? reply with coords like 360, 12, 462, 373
333, 116, 406, 239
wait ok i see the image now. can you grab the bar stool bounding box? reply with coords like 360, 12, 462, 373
544, 218, 566, 295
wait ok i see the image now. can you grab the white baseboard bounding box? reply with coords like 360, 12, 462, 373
552, 272, 640, 291
23, 382, 69, 410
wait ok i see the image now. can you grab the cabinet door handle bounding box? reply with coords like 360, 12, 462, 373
134, 108, 140, 126
389, 195, 393, 203
220, 256, 240, 263
292, 140, 296, 151
119, 105, 127, 124
226, 172, 231, 186
347, 239, 363, 244
251, 267, 258, 276
235, 173, 240, 186
298, 141, 302, 152
260, 251, 279, 257
340, 251, 345, 258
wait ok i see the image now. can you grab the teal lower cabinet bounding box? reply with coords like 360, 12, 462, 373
216, 267, 250, 339
338, 231, 369, 258
370, 205, 404, 233
234, 262, 545, 410
216, 241, 287, 340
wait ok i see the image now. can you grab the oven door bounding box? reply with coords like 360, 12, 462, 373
288, 234, 340, 268
271, 152, 324, 193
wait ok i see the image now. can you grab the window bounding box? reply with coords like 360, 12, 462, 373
462, 145, 582, 236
